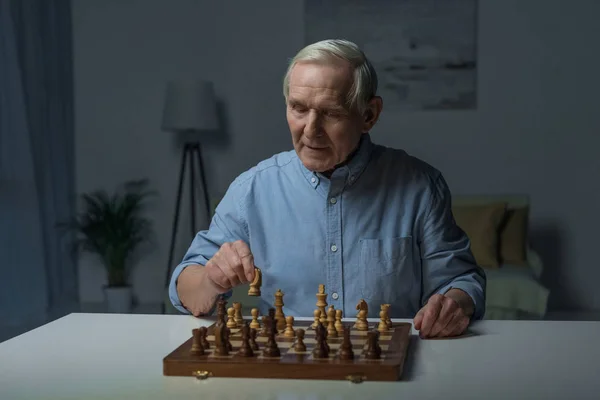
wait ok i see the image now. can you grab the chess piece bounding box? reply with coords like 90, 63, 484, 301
227, 307, 238, 329
284, 316, 296, 338
338, 326, 354, 360
233, 302, 244, 327
377, 307, 389, 332
316, 284, 328, 322
364, 330, 381, 360
216, 298, 227, 327
263, 316, 281, 357
335, 309, 343, 333
199, 326, 210, 349
250, 308, 261, 330
237, 322, 254, 357
383, 304, 392, 327
190, 328, 205, 356
213, 323, 229, 356
354, 299, 369, 331
294, 329, 306, 352
327, 306, 338, 337
248, 267, 262, 296
311, 309, 320, 329
250, 328, 259, 351
274, 289, 286, 331
312, 322, 329, 358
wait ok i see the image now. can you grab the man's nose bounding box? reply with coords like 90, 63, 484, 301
304, 111, 323, 138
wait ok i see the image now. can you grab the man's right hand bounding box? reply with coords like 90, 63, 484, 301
177, 240, 255, 316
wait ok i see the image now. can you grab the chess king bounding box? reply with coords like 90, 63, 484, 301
170, 39, 486, 339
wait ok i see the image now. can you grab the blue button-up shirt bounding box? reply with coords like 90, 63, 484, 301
169, 134, 486, 320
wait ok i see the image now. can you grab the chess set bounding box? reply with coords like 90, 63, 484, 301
163, 268, 412, 382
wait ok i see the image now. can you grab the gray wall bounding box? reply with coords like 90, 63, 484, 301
72, 0, 600, 312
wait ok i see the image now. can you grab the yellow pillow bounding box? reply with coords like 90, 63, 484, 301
452, 203, 507, 268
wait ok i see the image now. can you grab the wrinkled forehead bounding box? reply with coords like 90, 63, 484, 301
287, 60, 354, 106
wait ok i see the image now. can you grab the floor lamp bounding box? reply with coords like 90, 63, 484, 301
161, 80, 219, 313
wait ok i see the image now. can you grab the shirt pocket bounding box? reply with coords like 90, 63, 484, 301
359, 236, 415, 306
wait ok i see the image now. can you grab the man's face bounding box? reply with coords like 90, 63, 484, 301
286, 61, 366, 173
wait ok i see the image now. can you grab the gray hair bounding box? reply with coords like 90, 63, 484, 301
282, 39, 378, 114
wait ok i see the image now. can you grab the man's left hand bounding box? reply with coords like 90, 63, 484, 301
413, 290, 473, 338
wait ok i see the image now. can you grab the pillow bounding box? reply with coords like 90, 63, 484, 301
451, 203, 507, 268
499, 206, 529, 265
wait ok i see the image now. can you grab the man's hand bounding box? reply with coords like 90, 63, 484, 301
413, 289, 474, 338
177, 240, 255, 316
204, 240, 256, 292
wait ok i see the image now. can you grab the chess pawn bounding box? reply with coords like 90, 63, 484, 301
327, 307, 338, 337
335, 309, 343, 333
227, 307, 237, 329
250, 308, 261, 330
274, 290, 286, 331
311, 309, 320, 329
284, 316, 296, 338
233, 302, 243, 327
190, 328, 205, 356
294, 328, 306, 352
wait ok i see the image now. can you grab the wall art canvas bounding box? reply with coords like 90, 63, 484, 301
304, 0, 478, 111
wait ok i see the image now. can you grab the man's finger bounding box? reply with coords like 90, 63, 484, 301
205, 259, 232, 291
233, 240, 255, 282
419, 301, 441, 337
413, 308, 425, 330
437, 313, 458, 337
212, 250, 242, 287
429, 299, 457, 337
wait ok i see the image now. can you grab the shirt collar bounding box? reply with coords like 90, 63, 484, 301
298, 133, 374, 189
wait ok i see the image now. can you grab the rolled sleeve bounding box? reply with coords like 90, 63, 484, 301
168, 177, 250, 314
420, 174, 487, 320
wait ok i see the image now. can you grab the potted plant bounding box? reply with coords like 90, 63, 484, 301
60, 179, 155, 313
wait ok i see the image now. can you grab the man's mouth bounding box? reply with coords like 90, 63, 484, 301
305, 144, 327, 150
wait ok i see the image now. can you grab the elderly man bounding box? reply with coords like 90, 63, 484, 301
170, 39, 485, 338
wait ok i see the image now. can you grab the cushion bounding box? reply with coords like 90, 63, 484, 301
452, 203, 507, 268
499, 206, 529, 265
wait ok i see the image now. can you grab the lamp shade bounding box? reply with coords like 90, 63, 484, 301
161, 80, 219, 132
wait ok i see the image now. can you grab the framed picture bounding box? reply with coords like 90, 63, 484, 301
305, 0, 478, 111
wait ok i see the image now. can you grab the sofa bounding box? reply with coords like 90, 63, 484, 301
452, 195, 549, 320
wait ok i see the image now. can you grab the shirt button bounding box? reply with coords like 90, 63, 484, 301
330, 197, 337, 204
311, 177, 316, 183
332, 292, 339, 300
330, 244, 337, 252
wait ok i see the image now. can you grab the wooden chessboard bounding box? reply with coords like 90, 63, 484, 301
163, 320, 412, 382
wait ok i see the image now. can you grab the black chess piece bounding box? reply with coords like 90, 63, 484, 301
364, 330, 381, 360
312, 322, 329, 358
199, 326, 210, 349
338, 326, 354, 360
250, 328, 259, 351
237, 323, 254, 357
190, 328, 205, 356
263, 316, 281, 357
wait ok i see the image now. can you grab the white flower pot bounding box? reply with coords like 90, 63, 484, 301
104, 286, 133, 313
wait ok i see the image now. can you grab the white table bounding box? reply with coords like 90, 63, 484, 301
1, 313, 599, 400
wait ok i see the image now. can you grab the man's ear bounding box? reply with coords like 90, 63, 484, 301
362, 96, 383, 132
